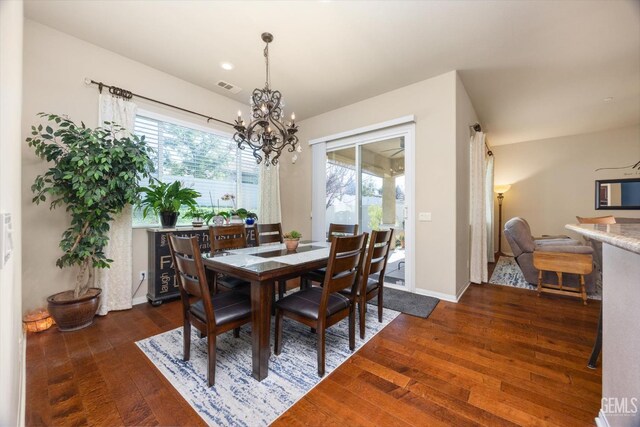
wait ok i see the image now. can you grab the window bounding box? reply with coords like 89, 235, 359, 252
133, 112, 260, 226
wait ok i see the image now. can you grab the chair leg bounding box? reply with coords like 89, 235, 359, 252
207, 333, 216, 387
271, 286, 276, 316
537, 270, 543, 297
317, 326, 326, 377
278, 280, 286, 299
349, 305, 355, 351
183, 319, 191, 361
233, 327, 240, 338
378, 288, 383, 323
359, 296, 366, 340
588, 306, 602, 369
580, 275, 588, 305
274, 309, 283, 355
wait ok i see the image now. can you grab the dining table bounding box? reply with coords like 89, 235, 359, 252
201, 240, 331, 381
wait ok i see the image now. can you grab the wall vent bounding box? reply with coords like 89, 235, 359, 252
216, 80, 242, 94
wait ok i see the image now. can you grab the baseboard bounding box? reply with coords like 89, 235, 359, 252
595, 409, 610, 427
132, 295, 148, 306
456, 281, 472, 301
413, 288, 458, 303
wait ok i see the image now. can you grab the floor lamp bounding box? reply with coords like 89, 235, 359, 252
494, 184, 511, 257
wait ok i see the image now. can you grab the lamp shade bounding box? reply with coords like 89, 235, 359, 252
494, 184, 512, 194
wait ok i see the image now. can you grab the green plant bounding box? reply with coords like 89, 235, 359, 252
217, 210, 231, 220
283, 230, 302, 239
186, 206, 215, 224
230, 208, 258, 221
137, 179, 200, 217
28, 113, 153, 297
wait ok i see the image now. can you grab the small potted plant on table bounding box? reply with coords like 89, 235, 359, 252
283, 230, 302, 251
138, 179, 200, 228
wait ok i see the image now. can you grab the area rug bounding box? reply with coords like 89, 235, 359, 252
368, 287, 439, 318
489, 256, 601, 300
136, 308, 401, 426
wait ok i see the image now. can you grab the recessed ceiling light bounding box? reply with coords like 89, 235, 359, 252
221, 62, 234, 71
603, 97, 614, 102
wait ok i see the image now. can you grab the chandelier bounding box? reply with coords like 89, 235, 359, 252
233, 32, 300, 166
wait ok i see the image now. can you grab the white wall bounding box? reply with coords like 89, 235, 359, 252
281, 71, 475, 301
493, 126, 640, 251
22, 20, 248, 311
0, 1, 25, 424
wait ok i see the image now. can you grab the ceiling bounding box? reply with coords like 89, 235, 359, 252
25, 1, 640, 146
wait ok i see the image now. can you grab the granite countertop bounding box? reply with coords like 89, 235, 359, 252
566, 223, 640, 255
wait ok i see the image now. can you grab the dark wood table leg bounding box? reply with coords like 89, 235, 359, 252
588, 305, 602, 369
251, 280, 273, 381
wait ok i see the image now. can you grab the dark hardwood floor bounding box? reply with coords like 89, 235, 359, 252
26, 282, 601, 426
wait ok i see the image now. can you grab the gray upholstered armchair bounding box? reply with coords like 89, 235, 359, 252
504, 217, 596, 292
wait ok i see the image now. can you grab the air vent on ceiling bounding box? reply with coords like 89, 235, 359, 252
216, 80, 242, 94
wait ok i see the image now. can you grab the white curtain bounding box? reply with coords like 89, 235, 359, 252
258, 164, 282, 224
485, 155, 495, 263
470, 131, 488, 283
95, 94, 137, 315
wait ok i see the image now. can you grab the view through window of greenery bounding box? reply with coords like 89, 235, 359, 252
133, 115, 260, 226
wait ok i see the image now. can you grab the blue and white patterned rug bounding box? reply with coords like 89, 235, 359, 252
489, 256, 601, 300
136, 308, 401, 426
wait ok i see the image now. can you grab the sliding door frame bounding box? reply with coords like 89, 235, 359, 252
310, 116, 416, 292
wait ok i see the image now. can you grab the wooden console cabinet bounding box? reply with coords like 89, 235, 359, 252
146, 225, 256, 306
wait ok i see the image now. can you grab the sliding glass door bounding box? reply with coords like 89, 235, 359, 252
325, 137, 407, 287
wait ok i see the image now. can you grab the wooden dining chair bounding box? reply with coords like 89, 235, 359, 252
168, 234, 252, 386
255, 223, 284, 245
341, 229, 394, 339
326, 223, 359, 241
301, 223, 359, 288
208, 224, 250, 293
576, 215, 616, 224
274, 233, 368, 377
255, 223, 288, 299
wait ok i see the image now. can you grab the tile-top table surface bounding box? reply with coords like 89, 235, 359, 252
202, 240, 331, 273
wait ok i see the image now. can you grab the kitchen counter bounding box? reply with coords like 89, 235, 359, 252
566, 223, 640, 254
566, 222, 640, 427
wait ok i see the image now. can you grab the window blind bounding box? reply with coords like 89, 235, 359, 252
133, 115, 260, 226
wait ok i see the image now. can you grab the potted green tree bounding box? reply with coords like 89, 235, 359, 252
27, 113, 153, 331
283, 230, 302, 251
137, 180, 201, 228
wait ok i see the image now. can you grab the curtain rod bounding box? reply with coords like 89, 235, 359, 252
469, 122, 493, 156
84, 78, 235, 127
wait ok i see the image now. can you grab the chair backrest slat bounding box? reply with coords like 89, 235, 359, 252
576, 215, 616, 225
256, 223, 284, 245
322, 233, 368, 298
209, 224, 247, 252
361, 229, 394, 289
327, 223, 358, 242
168, 234, 216, 325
